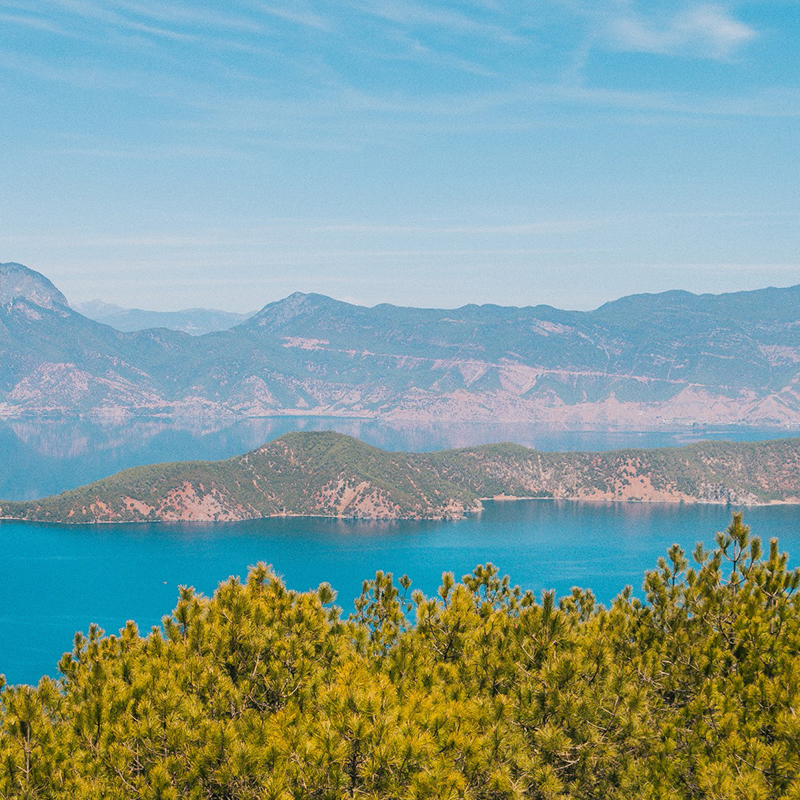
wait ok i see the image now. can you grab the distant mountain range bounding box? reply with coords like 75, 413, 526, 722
3, 260, 800, 427
3, 431, 800, 523
74, 299, 253, 335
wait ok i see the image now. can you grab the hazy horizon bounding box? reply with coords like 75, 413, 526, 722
7, 259, 800, 315
65, 278, 800, 315
1, 1, 798, 311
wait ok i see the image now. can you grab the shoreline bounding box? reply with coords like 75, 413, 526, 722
4, 493, 800, 527
4, 431, 800, 526
3, 410, 800, 434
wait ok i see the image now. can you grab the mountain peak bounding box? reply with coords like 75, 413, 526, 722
247, 291, 348, 330
0, 263, 69, 311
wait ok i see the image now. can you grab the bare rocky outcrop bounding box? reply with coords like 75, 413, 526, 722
0, 263, 69, 311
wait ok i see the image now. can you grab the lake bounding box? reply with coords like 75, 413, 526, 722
3, 417, 800, 686
2, 415, 799, 500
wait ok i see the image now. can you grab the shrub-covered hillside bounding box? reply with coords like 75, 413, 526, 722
6, 432, 800, 524
2, 515, 800, 798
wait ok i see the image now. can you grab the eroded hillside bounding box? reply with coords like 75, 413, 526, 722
3, 432, 800, 523
4, 263, 800, 426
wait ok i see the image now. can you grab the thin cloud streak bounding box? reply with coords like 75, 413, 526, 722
9, 0, 267, 34
604, 3, 757, 59
316, 221, 598, 235
0, 10, 84, 37
662, 262, 800, 272
3, 208, 796, 249
354, 0, 524, 43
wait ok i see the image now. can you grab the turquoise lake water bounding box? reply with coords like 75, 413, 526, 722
3, 500, 800, 686
3, 417, 800, 685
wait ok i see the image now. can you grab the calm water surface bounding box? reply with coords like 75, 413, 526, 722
3, 500, 800, 685
4, 417, 800, 685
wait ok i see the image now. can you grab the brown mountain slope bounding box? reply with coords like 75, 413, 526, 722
6, 264, 800, 427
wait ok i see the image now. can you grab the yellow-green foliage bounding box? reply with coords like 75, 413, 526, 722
3, 514, 800, 798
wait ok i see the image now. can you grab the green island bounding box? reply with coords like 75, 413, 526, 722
4, 431, 800, 524
2, 515, 800, 798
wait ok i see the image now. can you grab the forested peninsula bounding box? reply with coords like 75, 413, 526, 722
4, 431, 800, 524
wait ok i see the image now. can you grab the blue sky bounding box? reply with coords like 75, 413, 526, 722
0, 0, 798, 311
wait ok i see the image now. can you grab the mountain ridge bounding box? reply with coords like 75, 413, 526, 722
74, 299, 253, 335
4, 431, 800, 523
3, 263, 800, 427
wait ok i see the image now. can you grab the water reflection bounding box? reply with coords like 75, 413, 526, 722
1, 416, 798, 500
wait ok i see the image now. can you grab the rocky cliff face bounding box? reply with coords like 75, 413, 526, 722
3, 264, 800, 427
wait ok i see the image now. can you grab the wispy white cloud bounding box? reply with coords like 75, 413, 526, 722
0, 46, 222, 98
362, 31, 498, 77
603, 3, 757, 60
14, 0, 265, 34
252, 4, 331, 31
107, 0, 266, 33
668, 262, 800, 272
315, 220, 597, 235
